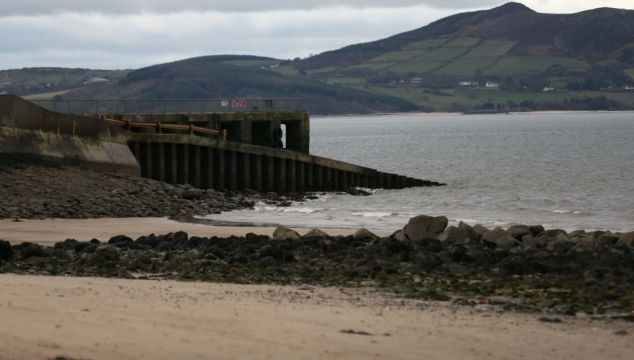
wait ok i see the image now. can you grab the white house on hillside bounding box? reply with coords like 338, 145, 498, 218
458, 81, 479, 87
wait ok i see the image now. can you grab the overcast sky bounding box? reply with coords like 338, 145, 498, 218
1, 1, 633, 70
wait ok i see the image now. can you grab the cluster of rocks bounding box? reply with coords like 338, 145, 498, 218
0, 163, 309, 219
398, 214, 634, 253
1, 214, 633, 315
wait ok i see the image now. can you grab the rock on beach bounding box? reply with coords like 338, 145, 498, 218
403, 215, 448, 241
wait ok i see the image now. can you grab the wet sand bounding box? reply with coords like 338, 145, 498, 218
1, 219, 632, 359
0, 218, 390, 246
1, 274, 631, 360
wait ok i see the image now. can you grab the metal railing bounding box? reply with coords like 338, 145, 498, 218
31, 98, 305, 115
101, 116, 227, 140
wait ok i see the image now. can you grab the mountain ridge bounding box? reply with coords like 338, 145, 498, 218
4, 2, 634, 114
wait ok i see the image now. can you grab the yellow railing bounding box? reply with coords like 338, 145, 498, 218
101, 116, 227, 140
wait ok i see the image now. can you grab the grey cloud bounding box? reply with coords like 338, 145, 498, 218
0, 6, 452, 69
0, 1, 500, 16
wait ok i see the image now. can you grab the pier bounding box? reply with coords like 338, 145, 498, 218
1, 95, 439, 192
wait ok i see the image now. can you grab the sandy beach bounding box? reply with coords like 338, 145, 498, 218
1, 218, 633, 360
1, 274, 632, 360
0, 218, 389, 246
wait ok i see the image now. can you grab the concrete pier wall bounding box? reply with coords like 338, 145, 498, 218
127, 133, 426, 191
0, 95, 139, 174
0, 95, 434, 192
109, 111, 310, 153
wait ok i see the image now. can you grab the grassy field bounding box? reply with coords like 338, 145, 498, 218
444, 37, 482, 48
405, 38, 451, 50
546, 76, 576, 89
457, 89, 572, 103
326, 77, 367, 86
388, 61, 445, 75
484, 56, 589, 75
345, 84, 440, 108
416, 47, 467, 62
220, 60, 279, 67
434, 57, 497, 76
337, 80, 586, 111
574, 91, 634, 107
22, 89, 74, 100
272, 66, 300, 76
304, 32, 630, 112
347, 62, 395, 71
368, 50, 424, 63
0, 68, 130, 97
339, 37, 522, 78
0, 69, 129, 87
308, 66, 341, 75
462, 40, 517, 58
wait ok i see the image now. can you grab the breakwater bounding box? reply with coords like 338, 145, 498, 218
0, 95, 442, 192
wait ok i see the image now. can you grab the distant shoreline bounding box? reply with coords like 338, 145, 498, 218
312, 109, 634, 118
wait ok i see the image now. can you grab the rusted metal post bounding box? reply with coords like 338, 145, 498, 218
204, 147, 214, 189
286, 160, 296, 192
324, 166, 331, 189
192, 146, 201, 188
276, 158, 286, 193
367, 174, 376, 189
306, 162, 314, 191
169, 143, 178, 184
145, 142, 153, 179
265, 156, 274, 192
333, 170, 340, 190
253, 155, 263, 191
315, 165, 323, 189
157, 143, 166, 182
226, 150, 237, 190
214, 148, 225, 190
297, 162, 305, 192
241, 153, 250, 190
181, 145, 189, 184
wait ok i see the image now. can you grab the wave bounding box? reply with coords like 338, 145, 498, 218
252, 202, 323, 214
282, 207, 324, 214
351, 211, 395, 218
552, 209, 592, 215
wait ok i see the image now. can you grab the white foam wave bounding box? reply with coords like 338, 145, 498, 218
552, 209, 590, 215
282, 207, 323, 214
251, 202, 324, 214
251, 202, 281, 212
351, 212, 395, 218
354, 187, 379, 194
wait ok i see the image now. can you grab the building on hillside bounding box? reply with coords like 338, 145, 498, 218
458, 81, 479, 87
543, 86, 555, 92
485, 81, 500, 89
410, 77, 424, 84
84, 77, 109, 85
625, 85, 634, 90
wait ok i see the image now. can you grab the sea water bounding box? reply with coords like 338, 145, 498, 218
205, 112, 634, 232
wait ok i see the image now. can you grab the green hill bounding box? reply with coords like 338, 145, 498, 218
57, 55, 418, 114
11, 2, 634, 113
0, 68, 129, 99
289, 2, 634, 112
